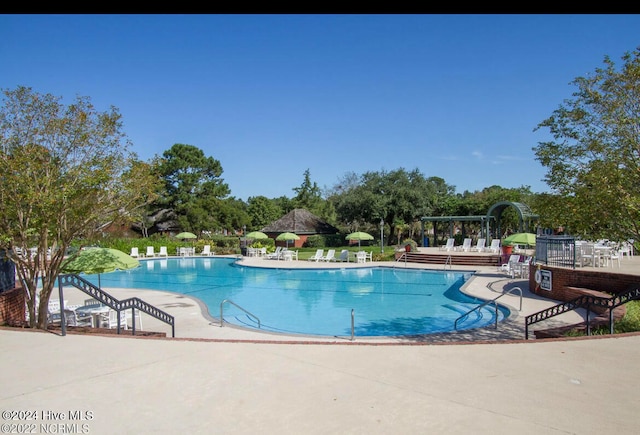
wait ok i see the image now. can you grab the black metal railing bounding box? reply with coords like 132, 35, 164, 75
535, 235, 576, 268
524, 285, 640, 339
57, 274, 175, 337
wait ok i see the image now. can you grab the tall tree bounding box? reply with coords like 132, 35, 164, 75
331, 168, 456, 244
156, 143, 230, 234
533, 47, 640, 242
292, 169, 324, 216
247, 196, 283, 230
0, 86, 157, 328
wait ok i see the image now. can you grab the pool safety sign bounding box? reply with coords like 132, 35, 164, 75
534, 269, 552, 291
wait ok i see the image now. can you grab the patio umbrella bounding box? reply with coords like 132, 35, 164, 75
346, 231, 374, 247
246, 231, 269, 240
175, 232, 197, 240
61, 247, 140, 288
503, 233, 537, 246
276, 232, 300, 248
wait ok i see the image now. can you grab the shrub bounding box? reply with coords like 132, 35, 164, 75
305, 235, 325, 248
401, 238, 418, 252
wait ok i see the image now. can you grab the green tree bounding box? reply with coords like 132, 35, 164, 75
534, 47, 640, 242
330, 168, 456, 244
156, 143, 230, 234
215, 197, 250, 234
247, 196, 283, 230
0, 86, 156, 329
292, 169, 324, 215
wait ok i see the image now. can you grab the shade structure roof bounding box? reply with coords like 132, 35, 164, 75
261, 208, 339, 235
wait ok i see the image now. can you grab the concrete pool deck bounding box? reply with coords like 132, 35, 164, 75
3, 255, 640, 433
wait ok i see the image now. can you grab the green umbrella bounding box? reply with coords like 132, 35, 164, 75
61, 247, 140, 287
346, 231, 374, 247
246, 231, 269, 240
503, 233, 537, 246
175, 232, 197, 240
276, 232, 300, 248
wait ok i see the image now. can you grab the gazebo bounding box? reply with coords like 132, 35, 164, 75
261, 209, 339, 248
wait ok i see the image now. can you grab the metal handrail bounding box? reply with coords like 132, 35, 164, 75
443, 255, 452, 270
220, 299, 261, 328
351, 309, 355, 341
454, 286, 523, 330
57, 274, 175, 337
524, 285, 640, 339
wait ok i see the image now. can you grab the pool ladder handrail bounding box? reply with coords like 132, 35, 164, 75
443, 255, 452, 270
220, 299, 261, 328
454, 286, 523, 330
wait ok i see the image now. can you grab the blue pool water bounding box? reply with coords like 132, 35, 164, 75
90, 257, 509, 337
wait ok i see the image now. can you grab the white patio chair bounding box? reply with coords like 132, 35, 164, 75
484, 239, 501, 253
499, 255, 521, 277
356, 251, 368, 263
106, 309, 127, 330
337, 250, 350, 262
266, 246, 283, 260
307, 249, 324, 262
200, 245, 213, 256
158, 246, 168, 258
470, 238, 486, 252
130, 247, 141, 258
439, 238, 455, 251
125, 308, 143, 330
455, 238, 472, 252
146, 246, 156, 257
608, 250, 622, 268
281, 249, 298, 261
319, 249, 336, 262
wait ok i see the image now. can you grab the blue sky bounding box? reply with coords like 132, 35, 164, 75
2, 14, 639, 201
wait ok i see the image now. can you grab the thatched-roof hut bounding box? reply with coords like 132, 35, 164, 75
261, 208, 339, 248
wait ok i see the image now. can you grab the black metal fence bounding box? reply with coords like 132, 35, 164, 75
535, 235, 576, 268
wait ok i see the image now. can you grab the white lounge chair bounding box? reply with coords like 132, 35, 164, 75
158, 246, 168, 258
266, 246, 283, 260
439, 238, 455, 251
146, 246, 156, 257
200, 245, 213, 256
470, 238, 486, 252
130, 247, 141, 258
307, 249, 324, 262
319, 249, 336, 262
455, 238, 472, 252
484, 239, 501, 253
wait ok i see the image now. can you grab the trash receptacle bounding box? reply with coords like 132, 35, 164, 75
423, 237, 429, 247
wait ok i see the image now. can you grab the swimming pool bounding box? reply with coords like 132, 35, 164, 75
93, 257, 509, 337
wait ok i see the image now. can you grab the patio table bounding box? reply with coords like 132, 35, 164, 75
75, 304, 109, 328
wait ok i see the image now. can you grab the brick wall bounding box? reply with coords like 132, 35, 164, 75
0, 286, 26, 326
529, 264, 640, 301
